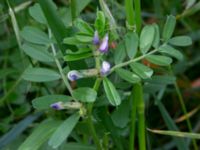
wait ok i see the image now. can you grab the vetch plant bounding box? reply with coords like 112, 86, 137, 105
2, 0, 199, 150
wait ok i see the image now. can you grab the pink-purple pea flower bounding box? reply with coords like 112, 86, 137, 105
100, 61, 111, 75
99, 34, 109, 53
93, 31, 100, 45
50, 102, 64, 110
67, 70, 83, 81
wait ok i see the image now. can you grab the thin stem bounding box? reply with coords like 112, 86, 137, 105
125, 0, 135, 28
174, 82, 198, 150
87, 78, 102, 150
48, 28, 73, 95
70, 0, 77, 22
110, 49, 158, 73
134, 0, 141, 33
135, 83, 146, 150
129, 87, 137, 150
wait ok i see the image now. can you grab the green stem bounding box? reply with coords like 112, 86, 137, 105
110, 49, 158, 73
135, 83, 146, 150
133, 0, 141, 33
129, 87, 137, 150
174, 82, 198, 150
71, 0, 77, 22
125, 0, 135, 28
48, 28, 73, 95
87, 78, 102, 150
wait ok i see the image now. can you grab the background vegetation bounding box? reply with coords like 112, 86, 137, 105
0, 0, 200, 149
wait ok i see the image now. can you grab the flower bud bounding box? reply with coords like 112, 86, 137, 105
100, 61, 111, 75
93, 31, 100, 45
99, 34, 109, 53
50, 102, 64, 110
67, 70, 83, 81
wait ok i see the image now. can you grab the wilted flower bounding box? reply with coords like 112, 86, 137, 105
100, 61, 111, 75
50, 101, 64, 110
93, 30, 100, 45
67, 70, 83, 81
99, 33, 109, 53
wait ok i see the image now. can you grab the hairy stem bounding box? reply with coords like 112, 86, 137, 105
110, 49, 158, 73
48, 28, 73, 95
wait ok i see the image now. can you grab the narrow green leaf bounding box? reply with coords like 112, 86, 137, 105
157, 102, 189, 150
32, 95, 72, 110
115, 68, 141, 83
146, 75, 176, 85
125, 32, 139, 58
22, 43, 54, 62
74, 18, 93, 35
48, 113, 80, 149
152, 24, 160, 48
103, 78, 121, 106
21, 26, 52, 45
64, 52, 92, 61
158, 44, 184, 60
18, 119, 61, 150
75, 33, 93, 43
162, 15, 176, 41
22, 67, 61, 82
146, 55, 173, 66
29, 3, 47, 24
63, 37, 81, 45
168, 36, 192, 46
38, 0, 69, 54
114, 41, 126, 64
72, 87, 97, 102
130, 62, 153, 79
140, 25, 155, 54
148, 128, 200, 139
94, 11, 106, 35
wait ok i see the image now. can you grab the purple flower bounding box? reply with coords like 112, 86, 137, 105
93, 31, 100, 45
50, 102, 64, 110
100, 61, 111, 75
67, 70, 82, 81
99, 34, 109, 53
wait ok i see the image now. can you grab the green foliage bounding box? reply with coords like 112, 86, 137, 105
22, 67, 61, 82
103, 78, 121, 106
72, 87, 97, 102
1, 0, 200, 150
48, 113, 80, 149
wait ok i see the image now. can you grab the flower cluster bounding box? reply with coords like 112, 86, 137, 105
67, 31, 111, 81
